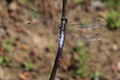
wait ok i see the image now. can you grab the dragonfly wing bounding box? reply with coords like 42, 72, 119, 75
24, 8, 60, 35
69, 33, 101, 42
18, 17, 60, 35
28, 8, 60, 27
80, 34, 101, 42
67, 20, 105, 30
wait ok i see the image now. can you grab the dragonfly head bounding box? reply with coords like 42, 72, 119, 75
61, 17, 68, 23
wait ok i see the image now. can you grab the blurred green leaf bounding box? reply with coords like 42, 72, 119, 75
76, 65, 89, 77
2, 43, 12, 51
73, 45, 92, 78
102, 0, 120, 10
2, 37, 15, 51
73, 0, 84, 4
91, 70, 101, 80
0, 56, 4, 64
22, 61, 34, 71
8, 37, 15, 44
79, 53, 91, 64
21, 0, 27, 4
77, 47, 87, 55
106, 10, 120, 29
0, 56, 11, 66
4, 57, 11, 63
48, 43, 55, 49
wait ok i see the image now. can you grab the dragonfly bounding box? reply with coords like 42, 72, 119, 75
22, 9, 105, 43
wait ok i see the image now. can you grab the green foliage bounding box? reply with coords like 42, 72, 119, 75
106, 10, 120, 29
2, 37, 15, 51
101, 0, 120, 29
48, 43, 55, 49
91, 71, 101, 80
101, 0, 120, 10
73, 44, 92, 78
73, 0, 84, 4
2, 43, 12, 52
21, 0, 34, 5
0, 56, 11, 66
22, 61, 34, 71
21, 0, 27, 4
75, 64, 89, 78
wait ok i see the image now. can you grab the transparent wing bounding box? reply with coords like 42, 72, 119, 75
69, 33, 101, 42
67, 20, 105, 30
65, 20, 105, 42
22, 20, 102, 42
28, 8, 60, 27
22, 8, 104, 42
22, 8, 60, 35
28, 8, 105, 30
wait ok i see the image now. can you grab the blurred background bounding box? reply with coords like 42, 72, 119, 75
0, 0, 120, 80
